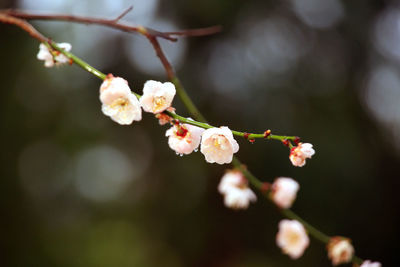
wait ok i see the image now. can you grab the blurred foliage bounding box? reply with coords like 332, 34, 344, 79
0, 0, 398, 266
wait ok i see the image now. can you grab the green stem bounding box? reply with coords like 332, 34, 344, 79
231, 157, 263, 189
48, 43, 297, 143
165, 111, 296, 142
233, 156, 331, 244
160, 37, 364, 266
281, 208, 331, 244
171, 77, 207, 123
49, 41, 106, 80
47, 38, 362, 265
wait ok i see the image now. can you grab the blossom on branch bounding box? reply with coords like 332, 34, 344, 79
327, 237, 354, 266
289, 142, 315, 167
276, 219, 309, 259
99, 76, 142, 125
166, 122, 204, 155
218, 170, 257, 210
271, 177, 299, 209
360, 260, 382, 267
200, 127, 239, 164
140, 80, 176, 113
37, 42, 71, 67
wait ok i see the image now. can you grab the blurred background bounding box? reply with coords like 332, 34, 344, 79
0, 0, 398, 266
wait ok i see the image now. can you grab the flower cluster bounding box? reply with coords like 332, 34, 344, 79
218, 170, 257, 209
33, 36, 379, 267
96, 76, 242, 163
37, 42, 71, 67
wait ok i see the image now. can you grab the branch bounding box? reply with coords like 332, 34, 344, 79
113, 5, 133, 22
0, 13, 47, 42
0, 11, 365, 266
1, 9, 222, 42
165, 111, 297, 143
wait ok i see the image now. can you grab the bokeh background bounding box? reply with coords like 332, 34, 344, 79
0, 0, 398, 266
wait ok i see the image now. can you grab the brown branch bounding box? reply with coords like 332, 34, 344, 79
113, 6, 133, 22
164, 25, 222, 37
146, 35, 175, 80
1, 9, 222, 42
0, 13, 47, 42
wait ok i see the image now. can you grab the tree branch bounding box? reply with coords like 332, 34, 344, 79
1, 9, 222, 42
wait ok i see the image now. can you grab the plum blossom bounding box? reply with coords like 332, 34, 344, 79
289, 142, 315, 167
165, 122, 204, 155
99, 76, 142, 125
140, 80, 176, 113
360, 260, 382, 267
327, 237, 354, 266
200, 127, 239, 164
271, 177, 299, 209
276, 219, 310, 259
218, 170, 257, 210
37, 42, 71, 67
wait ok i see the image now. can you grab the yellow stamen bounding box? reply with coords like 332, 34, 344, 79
153, 96, 166, 112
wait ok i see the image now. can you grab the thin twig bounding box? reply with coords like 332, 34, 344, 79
0, 13, 47, 42
113, 5, 133, 22
1, 9, 222, 42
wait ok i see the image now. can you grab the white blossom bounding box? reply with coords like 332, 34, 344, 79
289, 142, 315, 167
99, 76, 142, 125
218, 170, 243, 194
165, 122, 204, 155
140, 80, 176, 113
327, 237, 355, 266
271, 177, 299, 209
37, 42, 71, 68
360, 260, 382, 267
218, 170, 257, 210
200, 127, 239, 164
276, 219, 310, 259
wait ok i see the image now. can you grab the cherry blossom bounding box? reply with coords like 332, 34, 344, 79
166, 122, 204, 155
140, 80, 176, 113
99, 76, 142, 125
37, 42, 71, 67
276, 219, 310, 259
271, 177, 299, 209
327, 237, 354, 266
200, 127, 239, 164
218, 170, 257, 210
289, 142, 315, 167
360, 260, 382, 267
